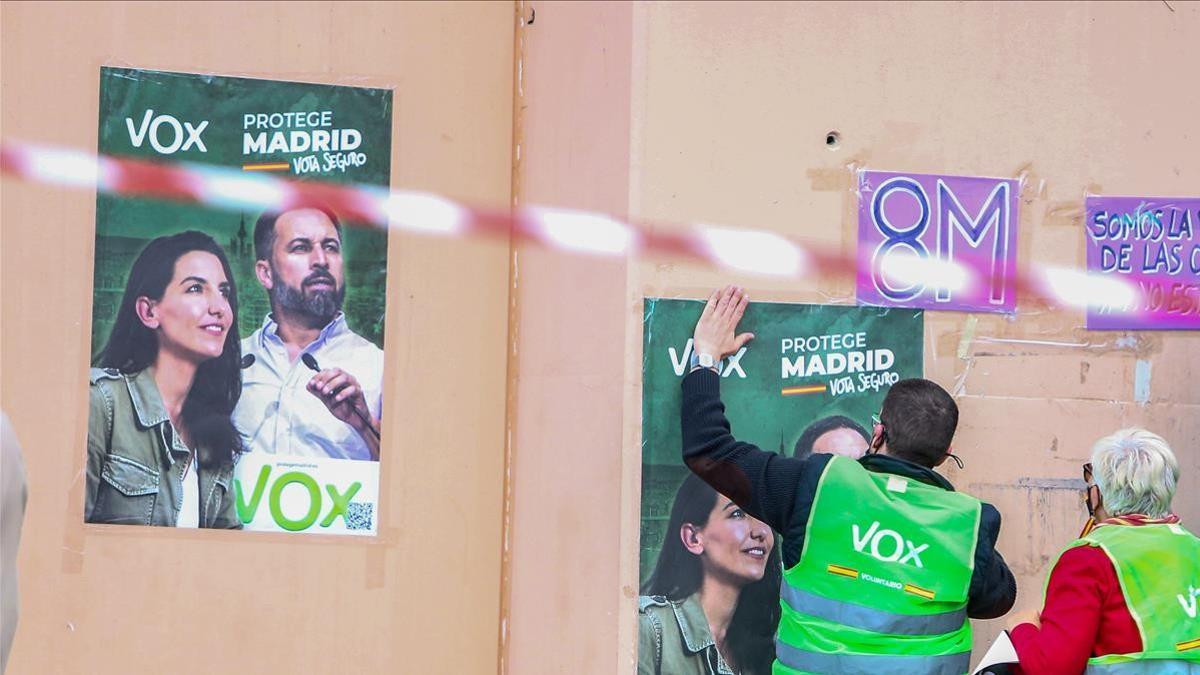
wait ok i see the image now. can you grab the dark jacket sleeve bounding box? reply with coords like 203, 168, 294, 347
680, 367, 809, 535
966, 502, 1017, 619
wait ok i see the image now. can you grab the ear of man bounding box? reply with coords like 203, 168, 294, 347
254, 259, 274, 290
931, 446, 954, 468
869, 426, 885, 454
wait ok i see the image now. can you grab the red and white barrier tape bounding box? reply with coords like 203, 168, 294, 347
0, 140, 1138, 315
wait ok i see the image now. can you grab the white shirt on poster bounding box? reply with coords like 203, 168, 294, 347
176, 457, 200, 528
233, 313, 384, 461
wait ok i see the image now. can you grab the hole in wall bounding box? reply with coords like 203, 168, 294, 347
825, 131, 841, 150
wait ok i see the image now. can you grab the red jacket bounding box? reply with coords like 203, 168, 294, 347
1011, 516, 1179, 675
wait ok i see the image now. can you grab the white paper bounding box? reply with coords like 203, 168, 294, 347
972, 630, 1019, 674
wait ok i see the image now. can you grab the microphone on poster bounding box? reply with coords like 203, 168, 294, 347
301, 353, 380, 440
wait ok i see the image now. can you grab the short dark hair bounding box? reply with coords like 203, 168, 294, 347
793, 415, 870, 460
253, 207, 343, 261
878, 378, 958, 467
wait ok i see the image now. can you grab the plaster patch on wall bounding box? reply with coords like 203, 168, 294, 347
1134, 358, 1152, 405
1012, 161, 1048, 205
1016, 477, 1086, 490
951, 359, 975, 398
956, 315, 978, 359
804, 166, 854, 191
973, 478, 1087, 492
951, 316, 980, 397
975, 336, 1091, 349
1043, 201, 1085, 228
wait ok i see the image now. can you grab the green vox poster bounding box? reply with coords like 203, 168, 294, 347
639, 298, 924, 589
85, 67, 392, 536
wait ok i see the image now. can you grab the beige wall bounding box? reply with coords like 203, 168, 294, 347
503, 2, 635, 672
506, 1, 1200, 672
1, 2, 513, 673
3, 1, 1200, 673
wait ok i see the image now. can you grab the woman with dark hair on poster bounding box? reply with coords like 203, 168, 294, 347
639, 473, 780, 675
86, 231, 244, 528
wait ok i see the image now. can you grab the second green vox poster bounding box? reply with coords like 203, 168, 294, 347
639, 298, 924, 658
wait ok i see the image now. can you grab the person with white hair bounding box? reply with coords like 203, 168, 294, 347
1008, 427, 1200, 674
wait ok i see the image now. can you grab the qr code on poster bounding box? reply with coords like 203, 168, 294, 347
346, 503, 374, 530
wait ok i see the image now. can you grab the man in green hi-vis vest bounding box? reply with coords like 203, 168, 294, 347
1009, 427, 1200, 674
682, 286, 1016, 674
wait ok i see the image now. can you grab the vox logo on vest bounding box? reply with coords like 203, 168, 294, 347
852, 520, 929, 568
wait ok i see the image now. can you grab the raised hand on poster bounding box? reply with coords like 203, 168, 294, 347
692, 285, 756, 362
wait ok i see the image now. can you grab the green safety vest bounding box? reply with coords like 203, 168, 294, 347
1062, 523, 1200, 674
775, 455, 982, 675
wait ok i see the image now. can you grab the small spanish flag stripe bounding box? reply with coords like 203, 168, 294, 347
827, 564, 859, 579
242, 162, 290, 171
904, 584, 936, 600
781, 384, 827, 396
1176, 637, 1200, 652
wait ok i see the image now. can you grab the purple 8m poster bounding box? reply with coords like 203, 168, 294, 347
856, 170, 1020, 314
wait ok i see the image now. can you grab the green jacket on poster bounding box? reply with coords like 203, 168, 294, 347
85, 367, 241, 528
639, 593, 746, 675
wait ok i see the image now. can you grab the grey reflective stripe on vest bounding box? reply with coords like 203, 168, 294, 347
776, 640, 970, 675
781, 582, 968, 636
1086, 661, 1200, 674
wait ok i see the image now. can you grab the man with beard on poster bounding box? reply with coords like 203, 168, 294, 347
792, 415, 871, 461
233, 207, 383, 461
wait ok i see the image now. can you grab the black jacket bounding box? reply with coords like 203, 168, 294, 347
680, 368, 1016, 619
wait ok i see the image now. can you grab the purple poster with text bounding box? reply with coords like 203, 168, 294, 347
857, 170, 1019, 313
1086, 196, 1200, 330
